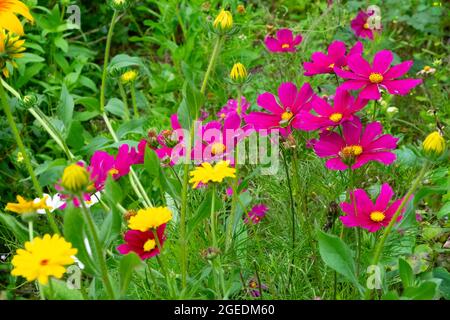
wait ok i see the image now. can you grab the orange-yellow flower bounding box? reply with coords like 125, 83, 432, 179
0, 0, 34, 35
5, 195, 51, 215
0, 29, 26, 77
189, 160, 236, 188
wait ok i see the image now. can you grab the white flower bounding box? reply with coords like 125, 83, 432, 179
387, 107, 399, 114
34, 193, 65, 214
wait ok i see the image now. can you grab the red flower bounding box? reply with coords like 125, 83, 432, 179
117, 224, 166, 260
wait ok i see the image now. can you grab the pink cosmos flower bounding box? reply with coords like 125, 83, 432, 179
351, 10, 382, 40
334, 50, 423, 100
117, 224, 166, 260
340, 183, 410, 232
217, 97, 250, 120
303, 41, 363, 76
297, 88, 368, 131
244, 82, 315, 136
152, 114, 186, 166
264, 28, 302, 53
244, 204, 268, 224
312, 117, 398, 170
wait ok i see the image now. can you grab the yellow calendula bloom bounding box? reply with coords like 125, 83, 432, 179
423, 131, 445, 156
230, 62, 247, 82
6, 195, 51, 215
120, 70, 138, 84
0, 30, 26, 78
11, 234, 77, 285
61, 164, 91, 194
0, 0, 34, 35
128, 207, 173, 232
189, 160, 236, 188
213, 9, 233, 31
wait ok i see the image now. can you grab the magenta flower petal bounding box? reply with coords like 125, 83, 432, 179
342, 118, 361, 145
352, 152, 397, 169
264, 36, 281, 52
360, 122, 383, 145
383, 60, 413, 79
347, 54, 372, 76
383, 79, 422, 95
313, 132, 345, 157
257, 92, 283, 114
359, 84, 381, 100
276, 28, 294, 43
325, 157, 348, 170
293, 34, 303, 45
338, 80, 368, 90
374, 183, 394, 211
372, 50, 393, 74
278, 82, 298, 109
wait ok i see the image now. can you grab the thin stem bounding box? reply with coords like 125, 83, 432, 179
200, 36, 223, 95
100, 10, 119, 113
118, 82, 130, 121
130, 84, 139, 119
364, 163, 429, 299
78, 194, 116, 300
28, 221, 33, 242
152, 229, 175, 298
0, 83, 60, 234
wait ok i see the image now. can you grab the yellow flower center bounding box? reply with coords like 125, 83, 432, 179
281, 111, 293, 121
423, 66, 431, 71
211, 142, 226, 155
328, 63, 335, 69
143, 239, 156, 252
341, 145, 363, 158
108, 168, 119, 176
281, 43, 290, 49
40, 259, 49, 266
249, 281, 257, 288
220, 113, 226, 119
329, 113, 343, 122
369, 72, 384, 84
363, 23, 370, 29
370, 211, 385, 222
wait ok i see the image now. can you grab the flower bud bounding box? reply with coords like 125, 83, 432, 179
213, 9, 233, 32
422, 131, 445, 157
230, 62, 247, 83
120, 70, 138, 84
108, 0, 130, 10
61, 164, 91, 194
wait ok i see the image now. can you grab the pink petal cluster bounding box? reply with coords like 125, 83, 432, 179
297, 89, 368, 131
244, 204, 268, 224
217, 97, 250, 121
351, 10, 382, 40
245, 82, 315, 136
312, 117, 398, 170
117, 224, 166, 260
340, 183, 409, 232
265, 29, 302, 53
303, 41, 363, 76
335, 50, 422, 100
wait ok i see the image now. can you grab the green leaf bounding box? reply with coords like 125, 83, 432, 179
433, 267, 450, 299
403, 281, 438, 300
0, 212, 29, 242
100, 177, 124, 246
58, 84, 74, 130
317, 231, 361, 290
63, 206, 98, 275
177, 81, 204, 130
66, 120, 85, 150
105, 98, 126, 119
381, 290, 400, 300
144, 146, 160, 179
187, 190, 223, 239
119, 253, 144, 297
399, 258, 415, 288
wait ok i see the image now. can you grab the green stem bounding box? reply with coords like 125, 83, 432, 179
130, 84, 139, 119
364, 163, 429, 299
78, 194, 116, 300
0, 83, 60, 234
100, 10, 118, 113
210, 186, 226, 298
118, 82, 130, 121
152, 229, 175, 298
28, 221, 33, 242
200, 36, 222, 95
348, 169, 360, 277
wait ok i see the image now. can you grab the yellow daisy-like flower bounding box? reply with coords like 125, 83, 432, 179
189, 160, 236, 188
213, 9, 233, 31
423, 131, 445, 156
120, 70, 138, 84
128, 207, 173, 232
61, 164, 91, 194
0, 0, 34, 35
0, 29, 26, 78
11, 234, 77, 285
5, 195, 51, 215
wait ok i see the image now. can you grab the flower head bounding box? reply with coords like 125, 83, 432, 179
351, 10, 381, 40
213, 9, 233, 31
117, 224, 166, 260
303, 41, 363, 76
217, 97, 250, 120
230, 62, 247, 82
120, 70, 138, 84
247, 278, 268, 297
0, 0, 34, 35
340, 183, 409, 232
6, 195, 51, 215
264, 28, 302, 53
335, 50, 422, 100
189, 160, 236, 188
423, 131, 445, 156
244, 204, 268, 224
11, 234, 77, 284
297, 88, 368, 131
0, 30, 26, 77
312, 117, 398, 170
61, 163, 91, 194
244, 82, 315, 136
128, 207, 173, 232
416, 65, 436, 76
